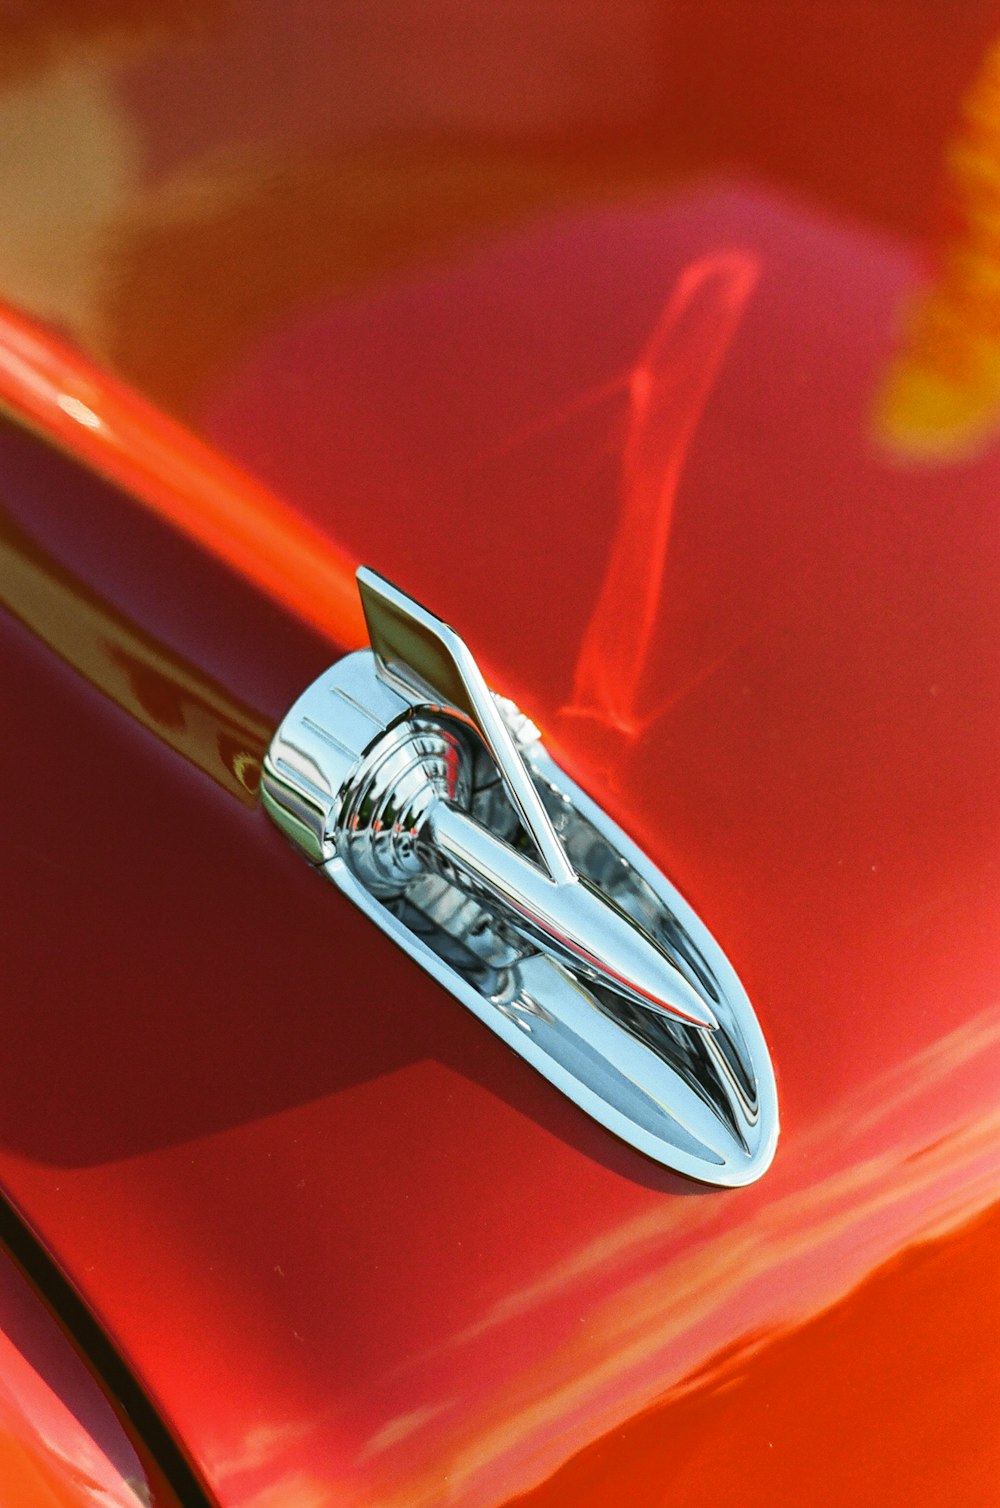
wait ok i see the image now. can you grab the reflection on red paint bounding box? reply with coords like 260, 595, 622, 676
0, 1244, 181, 1508
507, 1198, 1000, 1508
0, 304, 365, 652
565, 252, 758, 736
0, 503, 272, 804
875, 34, 1000, 460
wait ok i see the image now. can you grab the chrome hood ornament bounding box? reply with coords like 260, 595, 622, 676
263, 569, 778, 1185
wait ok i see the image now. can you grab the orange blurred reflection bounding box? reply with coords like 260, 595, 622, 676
877, 32, 1000, 459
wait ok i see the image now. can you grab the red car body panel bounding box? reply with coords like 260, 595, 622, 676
0, 1238, 186, 1508
1, 4, 998, 1506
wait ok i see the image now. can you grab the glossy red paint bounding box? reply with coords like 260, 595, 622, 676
506, 1201, 1000, 1508
0, 1241, 181, 1508
0, 307, 364, 653
1, 5, 999, 1508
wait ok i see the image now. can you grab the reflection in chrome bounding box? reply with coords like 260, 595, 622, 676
263, 569, 778, 1185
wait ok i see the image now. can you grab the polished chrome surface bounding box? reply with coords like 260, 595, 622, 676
425, 803, 717, 1029
263, 569, 778, 1184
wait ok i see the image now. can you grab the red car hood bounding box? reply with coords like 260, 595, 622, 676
1, 8, 999, 1507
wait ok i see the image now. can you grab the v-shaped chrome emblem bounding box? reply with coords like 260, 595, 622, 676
263, 569, 778, 1185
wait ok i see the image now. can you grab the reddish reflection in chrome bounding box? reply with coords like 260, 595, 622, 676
564, 251, 758, 737
0, 304, 365, 652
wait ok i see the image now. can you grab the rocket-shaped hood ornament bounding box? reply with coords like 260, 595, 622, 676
263, 569, 777, 1185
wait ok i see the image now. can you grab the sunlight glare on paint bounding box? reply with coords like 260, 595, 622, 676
57, 392, 102, 429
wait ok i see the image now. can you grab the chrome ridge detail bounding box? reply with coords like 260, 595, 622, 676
262, 568, 778, 1185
